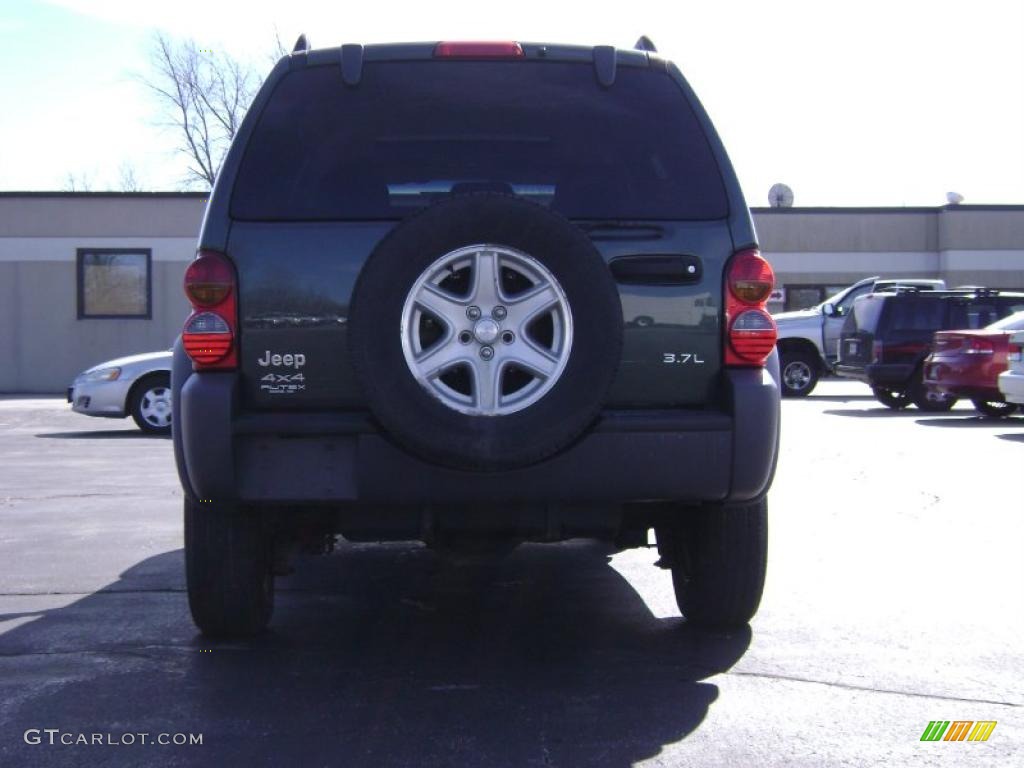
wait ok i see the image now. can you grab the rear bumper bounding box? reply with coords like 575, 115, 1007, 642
172, 341, 780, 506
924, 358, 999, 398
834, 362, 914, 388
999, 370, 1024, 405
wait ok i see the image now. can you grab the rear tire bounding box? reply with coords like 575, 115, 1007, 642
972, 398, 1018, 418
779, 349, 819, 397
185, 499, 274, 638
658, 499, 768, 627
873, 387, 910, 410
910, 371, 957, 412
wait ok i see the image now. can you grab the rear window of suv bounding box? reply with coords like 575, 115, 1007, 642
883, 296, 946, 331
231, 61, 729, 222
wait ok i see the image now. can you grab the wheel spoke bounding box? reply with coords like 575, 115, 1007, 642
417, 335, 468, 379
509, 340, 560, 379
507, 282, 559, 331
470, 358, 502, 412
415, 283, 464, 329
471, 250, 503, 307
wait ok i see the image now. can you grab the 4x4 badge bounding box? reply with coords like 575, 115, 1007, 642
260, 372, 306, 394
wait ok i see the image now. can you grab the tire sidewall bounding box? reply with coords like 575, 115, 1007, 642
780, 351, 818, 397
130, 373, 172, 434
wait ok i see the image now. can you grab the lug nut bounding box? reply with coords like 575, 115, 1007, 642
501, 331, 515, 344
479, 346, 494, 360
466, 306, 482, 320
493, 306, 507, 320
458, 331, 473, 344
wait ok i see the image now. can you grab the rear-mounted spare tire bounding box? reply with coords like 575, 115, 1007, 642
349, 194, 623, 471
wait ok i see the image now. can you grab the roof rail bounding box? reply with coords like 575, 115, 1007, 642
635, 36, 658, 53
293, 34, 310, 53
341, 44, 364, 86
593, 46, 616, 87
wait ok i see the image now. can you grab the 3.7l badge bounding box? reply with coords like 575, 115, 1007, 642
662, 353, 706, 364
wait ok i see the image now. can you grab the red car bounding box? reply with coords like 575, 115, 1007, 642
924, 311, 1024, 417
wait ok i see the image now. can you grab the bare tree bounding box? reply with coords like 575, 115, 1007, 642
117, 162, 143, 192
64, 171, 92, 191
141, 33, 258, 188
269, 26, 290, 66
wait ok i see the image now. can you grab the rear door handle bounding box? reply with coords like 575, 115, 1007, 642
609, 254, 703, 285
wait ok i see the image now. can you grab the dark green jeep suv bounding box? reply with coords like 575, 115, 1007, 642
172, 39, 781, 636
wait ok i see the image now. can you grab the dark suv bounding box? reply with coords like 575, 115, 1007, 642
835, 288, 1024, 410
172, 39, 781, 637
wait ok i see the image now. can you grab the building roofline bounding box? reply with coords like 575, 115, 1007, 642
0, 191, 209, 199
750, 204, 1024, 214
0, 193, 1021, 213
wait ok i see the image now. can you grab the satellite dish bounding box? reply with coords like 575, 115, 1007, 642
768, 183, 794, 208
946, 191, 964, 205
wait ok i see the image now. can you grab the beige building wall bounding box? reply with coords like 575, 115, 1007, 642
0, 194, 205, 392
753, 206, 1024, 310
1, 194, 1023, 392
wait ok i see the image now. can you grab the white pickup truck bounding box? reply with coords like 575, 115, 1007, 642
773, 276, 946, 396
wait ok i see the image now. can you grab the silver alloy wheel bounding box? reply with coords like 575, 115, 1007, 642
138, 385, 172, 428
400, 244, 573, 416
783, 360, 812, 391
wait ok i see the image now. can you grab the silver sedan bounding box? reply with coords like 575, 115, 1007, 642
67, 350, 173, 434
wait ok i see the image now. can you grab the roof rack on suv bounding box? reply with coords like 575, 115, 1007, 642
951, 285, 1002, 294
593, 46, 617, 86
341, 44, 364, 85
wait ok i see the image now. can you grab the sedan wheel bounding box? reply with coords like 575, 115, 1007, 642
130, 374, 172, 434
971, 399, 1018, 418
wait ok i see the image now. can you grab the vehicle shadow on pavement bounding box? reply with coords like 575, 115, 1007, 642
915, 417, 1024, 428
799, 394, 875, 402
34, 430, 170, 440
822, 408, 930, 418
0, 541, 750, 767
996, 432, 1024, 443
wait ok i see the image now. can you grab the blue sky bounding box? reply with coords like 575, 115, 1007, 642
1, 0, 1022, 206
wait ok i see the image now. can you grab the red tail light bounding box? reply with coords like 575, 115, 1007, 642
963, 337, 995, 355
434, 41, 524, 58
725, 249, 776, 366
184, 252, 234, 306
1009, 344, 1023, 363
182, 250, 237, 370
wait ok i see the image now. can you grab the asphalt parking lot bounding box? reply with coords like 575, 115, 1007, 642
0, 381, 1021, 767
